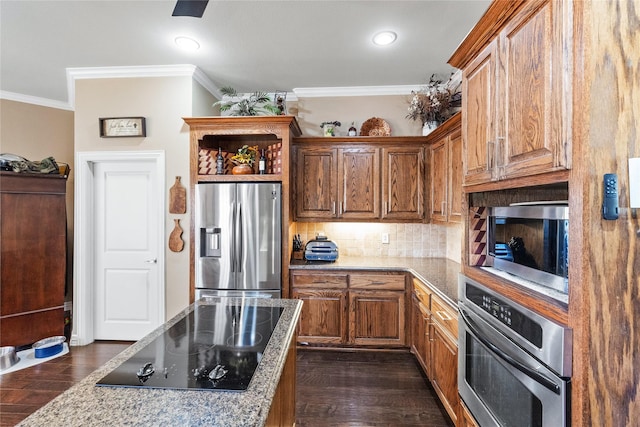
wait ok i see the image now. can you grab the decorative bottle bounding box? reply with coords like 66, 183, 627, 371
216, 147, 224, 175
348, 122, 357, 136
258, 149, 267, 175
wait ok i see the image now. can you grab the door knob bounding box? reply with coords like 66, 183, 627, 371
145, 258, 158, 264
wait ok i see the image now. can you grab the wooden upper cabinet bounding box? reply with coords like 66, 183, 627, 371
429, 113, 462, 223
338, 147, 380, 220
498, 0, 569, 180
293, 137, 426, 222
462, 39, 498, 186
295, 147, 338, 219
448, 128, 463, 222
453, 0, 571, 188
431, 139, 448, 222
382, 146, 424, 221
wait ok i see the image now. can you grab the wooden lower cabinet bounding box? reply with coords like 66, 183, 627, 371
431, 321, 459, 425
265, 334, 297, 427
410, 280, 459, 426
349, 290, 405, 347
458, 400, 480, 427
410, 292, 432, 378
291, 270, 407, 348
292, 288, 348, 345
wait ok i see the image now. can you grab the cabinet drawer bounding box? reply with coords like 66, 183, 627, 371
412, 279, 432, 309
291, 273, 348, 288
350, 274, 405, 290
431, 295, 458, 340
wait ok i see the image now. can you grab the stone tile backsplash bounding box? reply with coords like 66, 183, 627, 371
294, 222, 462, 262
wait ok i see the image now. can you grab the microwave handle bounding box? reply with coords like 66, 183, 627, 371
459, 307, 561, 394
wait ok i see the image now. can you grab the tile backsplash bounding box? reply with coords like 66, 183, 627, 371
294, 222, 462, 262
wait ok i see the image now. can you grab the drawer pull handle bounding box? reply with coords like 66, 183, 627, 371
370, 281, 386, 285
435, 310, 451, 321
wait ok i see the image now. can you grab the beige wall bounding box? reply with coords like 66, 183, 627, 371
192, 81, 219, 116
293, 95, 424, 137
74, 76, 215, 320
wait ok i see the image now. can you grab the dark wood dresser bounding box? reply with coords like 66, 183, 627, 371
0, 171, 68, 348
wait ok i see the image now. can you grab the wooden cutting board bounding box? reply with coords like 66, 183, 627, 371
169, 219, 184, 252
169, 176, 186, 214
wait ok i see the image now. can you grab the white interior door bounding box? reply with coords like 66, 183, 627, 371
93, 160, 161, 340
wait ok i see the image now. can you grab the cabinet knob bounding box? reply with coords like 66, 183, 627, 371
145, 258, 158, 264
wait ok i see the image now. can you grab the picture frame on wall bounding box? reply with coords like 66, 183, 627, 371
99, 117, 146, 138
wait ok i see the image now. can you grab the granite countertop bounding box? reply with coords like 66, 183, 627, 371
18, 298, 302, 427
290, 256, 461, 306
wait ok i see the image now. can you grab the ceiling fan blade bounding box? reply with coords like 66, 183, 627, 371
172, 0, 209, 18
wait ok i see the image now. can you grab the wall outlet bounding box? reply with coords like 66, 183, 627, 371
381, 233, 390, 244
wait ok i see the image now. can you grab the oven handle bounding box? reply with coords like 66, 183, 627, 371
459, 307, 561, 395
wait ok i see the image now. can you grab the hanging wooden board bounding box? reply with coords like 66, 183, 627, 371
169, 176, 186, 214
169, 219, 185, 252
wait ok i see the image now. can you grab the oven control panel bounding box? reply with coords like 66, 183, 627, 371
482, 295, 513, 326
467, 283, 543, 348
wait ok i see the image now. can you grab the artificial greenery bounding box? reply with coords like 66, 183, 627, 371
231, 145, 259, 166
214, 87, 280, 116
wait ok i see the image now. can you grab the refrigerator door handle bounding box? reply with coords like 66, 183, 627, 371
230, 202, 236, 273
236, 202, 243, 273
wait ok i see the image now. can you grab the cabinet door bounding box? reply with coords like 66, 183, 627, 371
447, 128, 463, 222
338, 147, 380, 220
349, 290, 406, 347
498, 0, 568, 179
295, 147, 337, 219
431, 322, 459, 425
411, 294, 432, 378
430, 138, 448, 222
462, 39, 498, 186
381, 147, 424, 220
292, 288, 347, 345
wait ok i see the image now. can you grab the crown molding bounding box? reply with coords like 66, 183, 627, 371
66, 64, 221, 109
292, 84, 420, 98
0, 90, 73, 111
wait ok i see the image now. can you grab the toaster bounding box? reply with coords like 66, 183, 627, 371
304, 236, 339, 262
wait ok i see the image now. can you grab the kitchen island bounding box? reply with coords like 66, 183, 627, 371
18, 297, 302, 427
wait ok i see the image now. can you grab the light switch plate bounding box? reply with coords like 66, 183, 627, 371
630, 158, 640, 208
381, 233, 390, 244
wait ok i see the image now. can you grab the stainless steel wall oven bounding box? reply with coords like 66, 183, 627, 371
458, 274, 572, 427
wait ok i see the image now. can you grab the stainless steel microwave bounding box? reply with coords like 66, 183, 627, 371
487, 204, 569, 294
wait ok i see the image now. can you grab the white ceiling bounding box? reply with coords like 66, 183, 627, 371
0, 0, 490, 108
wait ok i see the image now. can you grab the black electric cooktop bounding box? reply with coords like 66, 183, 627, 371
96, 303, 284, 391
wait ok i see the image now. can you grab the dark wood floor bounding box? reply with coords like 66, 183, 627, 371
0, 341, 132, 427
0, 342, 453, 427
296, 349, 453, 427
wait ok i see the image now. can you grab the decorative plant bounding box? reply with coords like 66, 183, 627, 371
320, 121, 341, 136
213, 87, 281, 116
230, 145, 259, 166
406, 74, 454, 124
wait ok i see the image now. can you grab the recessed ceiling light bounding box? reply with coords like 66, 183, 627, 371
175, 36, 200, 52
372, 31, 397, 46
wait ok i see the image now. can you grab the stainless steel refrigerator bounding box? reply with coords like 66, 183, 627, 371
195, 182, 282, 300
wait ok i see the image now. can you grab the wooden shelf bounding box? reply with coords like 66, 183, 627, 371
197, 174, 283, 183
